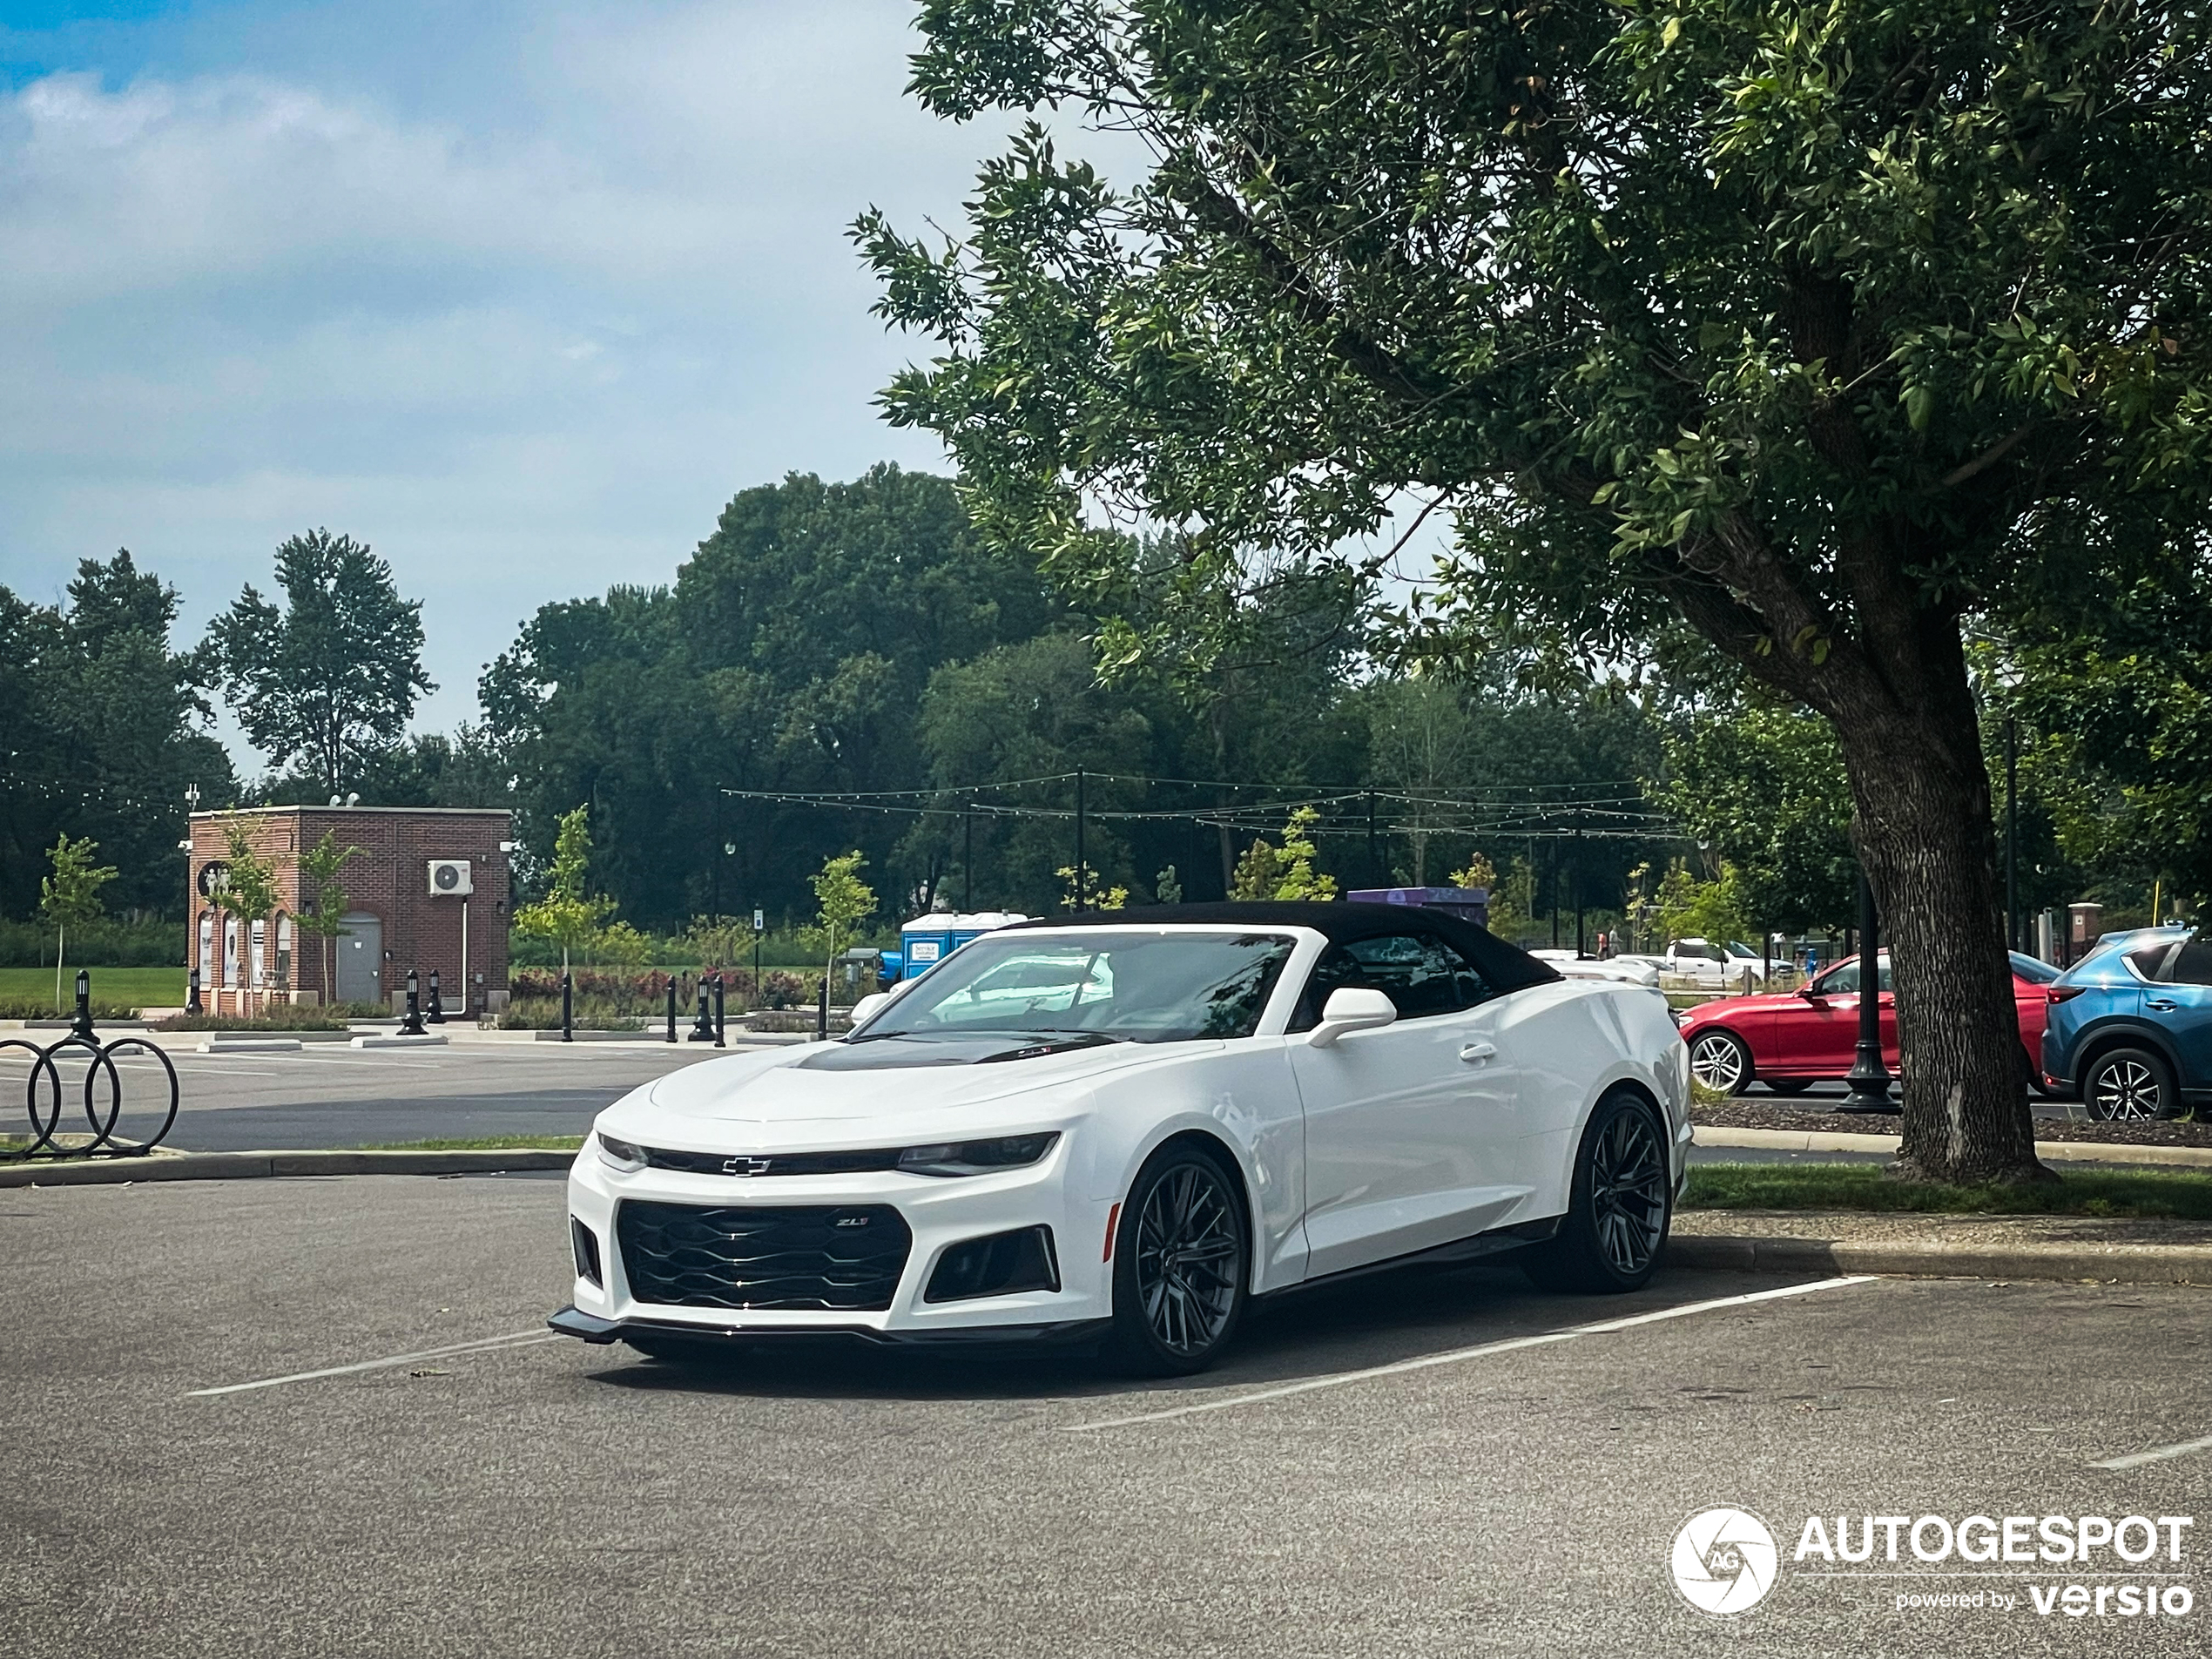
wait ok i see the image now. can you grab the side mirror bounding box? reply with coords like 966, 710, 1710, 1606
1797, 985, 1822, 1001
847, 991, 890, 1028
1307, 987, 1398, 1048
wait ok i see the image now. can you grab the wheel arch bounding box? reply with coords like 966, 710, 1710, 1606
2074, 1021, 2184, 1085
1120, 1125, 1262, 1293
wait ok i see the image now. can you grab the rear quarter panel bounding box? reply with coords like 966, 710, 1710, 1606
1501, 980, 1688, 1219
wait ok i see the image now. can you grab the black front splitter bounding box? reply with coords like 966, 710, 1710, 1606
547, 1304, 1109, 1352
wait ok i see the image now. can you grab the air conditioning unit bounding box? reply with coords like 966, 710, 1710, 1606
428, 859, 473, 896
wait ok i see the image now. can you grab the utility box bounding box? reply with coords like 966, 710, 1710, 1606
1347, 886, 1490, 928
2067, 901, 2104, 962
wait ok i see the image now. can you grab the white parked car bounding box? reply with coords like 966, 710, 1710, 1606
551, 902, 1692, 1375
1527, 949, 1662, 988
1623, 938, 1765, 990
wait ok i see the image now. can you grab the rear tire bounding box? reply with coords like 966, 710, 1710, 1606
1107, 1141, 1250, 1377
1764, 1079, 1814, 1096
1523, 1091, 1672, 1294
1688, 1030, 1753, 1096
2082, 1046, 2180, 1121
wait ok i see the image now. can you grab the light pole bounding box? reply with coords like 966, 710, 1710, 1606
1838, 869, 1897, 1113
2005, 714, 2020, 951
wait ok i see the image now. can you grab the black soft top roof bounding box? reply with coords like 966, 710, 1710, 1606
1002, 901, 1562, 993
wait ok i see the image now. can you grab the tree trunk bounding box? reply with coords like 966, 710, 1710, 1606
1827, 658, 2048, 1185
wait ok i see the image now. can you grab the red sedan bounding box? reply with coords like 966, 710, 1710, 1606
1676, 950, 2060, 1095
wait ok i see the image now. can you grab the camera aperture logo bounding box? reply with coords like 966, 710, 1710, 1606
1672, 1507, 1780, 1615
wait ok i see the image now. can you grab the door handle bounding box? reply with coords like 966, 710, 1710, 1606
1459, 1042, 1497, 1064
2148, 999, 2179, 1011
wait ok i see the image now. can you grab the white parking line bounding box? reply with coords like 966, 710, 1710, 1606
185, 1329, 561, 1397
2090, 1433, 2212, 1472
1063, 1275, 1878, 1433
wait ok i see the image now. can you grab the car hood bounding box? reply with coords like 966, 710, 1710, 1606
603, 1035, 1212, 1144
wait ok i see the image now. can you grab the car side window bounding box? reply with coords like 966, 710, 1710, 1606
1291, 933, 1492, 1028
2168, 936, 2212, 986
1814, 961, 1892, 995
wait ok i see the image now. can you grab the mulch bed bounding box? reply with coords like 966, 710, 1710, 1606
1691, 1098, 2212, 1149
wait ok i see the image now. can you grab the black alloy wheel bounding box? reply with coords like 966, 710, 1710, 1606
1109, 1143, 1249, 1376
1688, 1030, 1753, 1096
2083, 1046, 2180, 1121
1524, 1091, 1673, 1293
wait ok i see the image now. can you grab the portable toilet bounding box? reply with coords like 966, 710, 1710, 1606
1347, 886, 1490, 928
896, 910, 1031, 981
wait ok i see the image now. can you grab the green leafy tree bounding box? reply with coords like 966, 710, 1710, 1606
1153, 865, 1183, 906
293, 829, 362, 1004
1230, 807, 1338, 901
203, 529, 434, 795
1057, 865, 1129, 910
805, 851, 878, 1000
1659, 705, 1858, 936
38, 833, 117, 1010
513, 806, 616, 977
0, 551, 235, 920
856, 1, 2212, 1180
1654, 860, 1752, 951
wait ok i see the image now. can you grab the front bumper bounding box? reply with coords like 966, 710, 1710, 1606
548, 1304, 1109, 1351
561, 1134, 1113, 1339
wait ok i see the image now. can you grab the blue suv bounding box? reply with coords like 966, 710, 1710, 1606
2043, 925, 2212, 1119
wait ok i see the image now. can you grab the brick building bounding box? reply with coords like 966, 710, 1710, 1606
186, 806, 513, 1014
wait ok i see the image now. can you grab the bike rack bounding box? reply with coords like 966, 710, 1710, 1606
0, 1030, 180, 1160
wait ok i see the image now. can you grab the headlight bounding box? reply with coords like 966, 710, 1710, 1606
596, 1131, 646, 1173
896, 1133, 1059, 1178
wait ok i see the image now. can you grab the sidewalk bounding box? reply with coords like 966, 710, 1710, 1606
1670, 1208, 2212, 1286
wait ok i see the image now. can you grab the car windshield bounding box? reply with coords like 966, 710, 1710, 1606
855, 929, 1297, 1044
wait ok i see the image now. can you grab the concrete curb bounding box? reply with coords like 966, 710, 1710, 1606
0, 1148, 576, 1188
1666, 1232, 2212, 1287
1693, 1124, 2212, 1170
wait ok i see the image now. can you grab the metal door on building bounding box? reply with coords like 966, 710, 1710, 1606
335, 913, 382, 1006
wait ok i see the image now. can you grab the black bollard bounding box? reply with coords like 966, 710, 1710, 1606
426, 968, 446, 1025
71, 968, 94, 1042
816, 974, 828, 1042
398, 968, 428, 1036
186, 966, 203, 1016
664, 974, 678, 1043
711, 973, 725, 1048
688, 976, 715, 1042
561, 970, 574, 1043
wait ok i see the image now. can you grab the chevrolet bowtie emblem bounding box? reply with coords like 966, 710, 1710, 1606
721, 1155, 772, 1177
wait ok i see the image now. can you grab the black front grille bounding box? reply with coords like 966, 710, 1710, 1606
617, 1200, 912, 1312
643, 1144, 903, 1177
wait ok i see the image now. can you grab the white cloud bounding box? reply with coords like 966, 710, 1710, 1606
0, 3, 1029, 749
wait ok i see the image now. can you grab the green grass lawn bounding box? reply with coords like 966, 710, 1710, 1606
0, 965, 186, 1013
1683, 1161, 2212, 1219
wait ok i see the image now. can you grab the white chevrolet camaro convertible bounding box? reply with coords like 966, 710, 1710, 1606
550, 902, 1691, 1375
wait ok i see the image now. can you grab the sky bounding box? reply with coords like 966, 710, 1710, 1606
0, 1, 1034, 754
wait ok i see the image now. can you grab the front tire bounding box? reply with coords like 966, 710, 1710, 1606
2083, 1046, 2180, 1121
1523, 1092, 1672, 1293
1688, 1029, 1753, 1096
1108, 1141, 1250, 1376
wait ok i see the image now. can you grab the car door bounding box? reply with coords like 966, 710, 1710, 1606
1778, 958, 1897, 1073
1286, 932, 1530, 1278
2146, 932, 2212, 1088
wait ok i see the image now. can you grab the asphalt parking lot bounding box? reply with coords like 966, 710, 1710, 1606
0, 1039, 721, 1151
4, 1175, 2207, 1658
